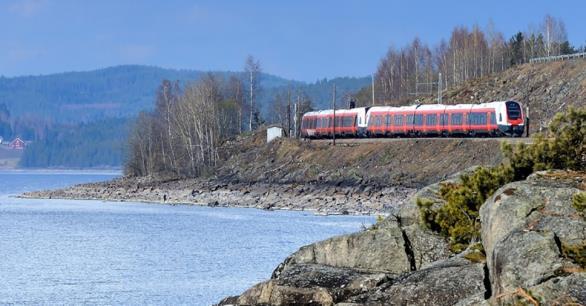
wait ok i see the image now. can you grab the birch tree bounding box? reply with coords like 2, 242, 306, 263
244, 55, 262, 131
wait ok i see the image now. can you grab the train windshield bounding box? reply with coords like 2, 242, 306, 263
506, 101, 522, 120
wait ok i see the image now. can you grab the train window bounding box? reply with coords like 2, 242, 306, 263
440, 114, 448, 125
506, 101, 521, 119
312, 118, 316, 129
386, 115, 391, 126
490, 113, 496, 125
406, 115, 414, 126
394, 115, 403, 126
426, 114, 437, 125
343, 116, 352, 127
414, 114, 423, 126
376, 116, 382, 127
499, 113, 503, 122
469, 113, 487, 125
451, 113, 463, 125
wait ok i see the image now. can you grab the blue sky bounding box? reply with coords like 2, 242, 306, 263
0, 0, 584, 81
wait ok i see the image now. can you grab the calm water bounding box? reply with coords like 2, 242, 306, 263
0, 171, 373, 305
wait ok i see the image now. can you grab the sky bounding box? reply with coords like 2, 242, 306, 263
0, 0, 584, 82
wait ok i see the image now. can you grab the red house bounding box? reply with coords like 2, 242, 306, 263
8, 138, 26, 150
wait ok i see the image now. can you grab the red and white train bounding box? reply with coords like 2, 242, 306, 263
300, 101, 525, 138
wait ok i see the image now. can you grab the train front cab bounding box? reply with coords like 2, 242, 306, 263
496, 101, 524, 137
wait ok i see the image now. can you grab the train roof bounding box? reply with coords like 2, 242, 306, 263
305, 101, 521, 116
303, 108, 364, 116
368, 105, 418, 112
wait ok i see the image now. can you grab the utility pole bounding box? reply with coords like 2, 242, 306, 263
294, 95, 299, 138
332, 84, 336, 146
437, 73, 443, 104
526, 105, 530, 137
371, 74, 375, 106
249, 70, 253, 131
287, 87, 291, 137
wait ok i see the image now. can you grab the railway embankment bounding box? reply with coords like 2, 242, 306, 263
22, 134, 510, 215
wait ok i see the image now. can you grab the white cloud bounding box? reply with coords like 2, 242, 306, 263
8, 0, 46, 17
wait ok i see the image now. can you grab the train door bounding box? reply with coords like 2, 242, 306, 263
440, 112, 448, 136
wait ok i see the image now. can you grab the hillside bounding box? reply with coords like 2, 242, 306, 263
422, 60, 586, 130
0, 65, 369, 123
217, 133, 507, 189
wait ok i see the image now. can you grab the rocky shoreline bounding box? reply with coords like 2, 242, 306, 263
20, 176, 416, 215
217, 170, 586, 305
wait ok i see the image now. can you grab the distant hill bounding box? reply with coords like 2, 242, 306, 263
0, 65, 369, 123
0, 65, 369, 168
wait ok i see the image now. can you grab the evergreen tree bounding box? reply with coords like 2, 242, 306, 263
510, 32, 525, 65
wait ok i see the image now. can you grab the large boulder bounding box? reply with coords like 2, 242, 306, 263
480, 170, 586, 304
273, 213, 452, 276
345, 255, 486, 306
220, 264, 388, 306
273, 222, 412, 275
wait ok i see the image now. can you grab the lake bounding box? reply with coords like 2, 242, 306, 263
0, 171, 374, 305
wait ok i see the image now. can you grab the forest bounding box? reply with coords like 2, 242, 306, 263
18, 119, 128, 168
355, 15, 584, 106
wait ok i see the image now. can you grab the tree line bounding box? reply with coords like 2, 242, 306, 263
359, 15, 583, 106
125, 56, 315, 177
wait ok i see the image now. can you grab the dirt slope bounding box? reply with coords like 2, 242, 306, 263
216, 135, 507, 189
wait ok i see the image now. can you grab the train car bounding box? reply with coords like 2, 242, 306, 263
300, 107, 368, 138
301, 100, 524, 139
364, 100, 524, 137
493, 100, 525, 136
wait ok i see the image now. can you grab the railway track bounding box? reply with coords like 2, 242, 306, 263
308, 137, 533, 145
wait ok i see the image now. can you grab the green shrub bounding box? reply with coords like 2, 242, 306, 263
375, 214, 385, 224
367, 214, 387, 231
431, 165, 513, 249
417, 107, 586, 252
502, 107, 586, 177
415, 198, 440, 231
573, 192, 586, 217
463, 242, 486, 263
561, 242, 586, 268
